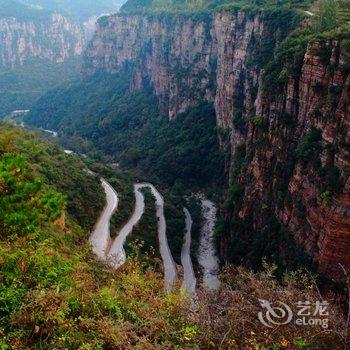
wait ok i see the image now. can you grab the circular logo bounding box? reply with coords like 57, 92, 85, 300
258, 299, 293, 328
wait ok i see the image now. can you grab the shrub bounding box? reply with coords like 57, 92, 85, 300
329, 84, 343, 94
233, 110, 246, 133
312, 81, 326, 93
313, 0, 338, 32
314, 43, 333, 65
195, 266, 346, 349
251, 115, 265, 126
295, 127, 322, 163
320, 190, 332, 205
0, 153, 66, 238
0, 124, 105, 230
319, 164, 343, 193
277, 67, 289, 82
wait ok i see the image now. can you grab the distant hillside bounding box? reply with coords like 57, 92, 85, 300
0, 22, 83, 119
0, 0, 53, 21
0, 0, 128, 119
19, 0, 123, 21
0, 0, 86, 118
0, 57, 81, 119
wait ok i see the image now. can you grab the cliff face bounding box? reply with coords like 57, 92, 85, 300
84, 14, 217, 118
83, 12, 349, 279
242, 40, 350, 278
0, 13, 85, 69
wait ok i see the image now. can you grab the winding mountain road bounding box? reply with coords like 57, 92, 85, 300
92, 181, 177, 292
40, 127, 58, 137
90, 177, 219, 294
107, 184, 145, 269
138, 183, 177, 292
89, 179, 119, 260
198, 197, 220, 291
181, 208, 197, 295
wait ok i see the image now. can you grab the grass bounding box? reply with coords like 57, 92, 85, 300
0, 124, 348, 349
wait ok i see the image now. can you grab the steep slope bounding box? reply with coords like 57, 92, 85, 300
27, 1, 350, 280
220, 37, 350, 279
0, 0, 84, 69
0, 126, 347, 350
0, 0, 86, 118
26, 75, 225, 190
0, 123, 105, 228
0, 56, 81, 119
0, 123, 198, 349
80, 5, 350, 279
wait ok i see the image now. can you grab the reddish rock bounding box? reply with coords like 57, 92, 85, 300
83, 13, 350, 280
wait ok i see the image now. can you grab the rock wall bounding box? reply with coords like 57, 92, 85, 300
84, 14, 218, 118
0, 13, 85, 69
241, 40, 350, 278
83, 12, 350, 279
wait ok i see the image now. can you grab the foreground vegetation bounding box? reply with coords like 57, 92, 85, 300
0, 124, 194, 348
0, 123, 104, 229
0, 124, 348, 349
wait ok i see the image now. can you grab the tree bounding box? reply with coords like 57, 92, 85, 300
314, 0, 338, 32
0, 153, 65, 238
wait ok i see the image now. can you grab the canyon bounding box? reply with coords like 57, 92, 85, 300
0, 0, 124, 69
0, 13, 84, 69
81, 9, 349, 280
0, 0, 125, 118
1, 0, 350, 347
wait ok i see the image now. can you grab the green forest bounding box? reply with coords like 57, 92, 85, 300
0, 124, 345, 349
0, 57, 81, 119
27, 72, 225, 192
26, 70, 225, 264
120, 0, 312, 14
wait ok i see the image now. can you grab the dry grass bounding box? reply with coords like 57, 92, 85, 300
194, 265, 348, 349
